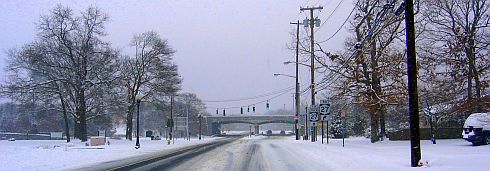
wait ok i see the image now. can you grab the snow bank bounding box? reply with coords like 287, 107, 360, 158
0, 136, 219, 171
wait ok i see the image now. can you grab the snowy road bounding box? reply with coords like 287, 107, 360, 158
167, 135, 291, 171
163, 136, 329, 171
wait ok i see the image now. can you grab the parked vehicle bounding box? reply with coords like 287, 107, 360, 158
462, 112, 490, 146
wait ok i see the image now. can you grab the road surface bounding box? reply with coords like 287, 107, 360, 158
79, 135, 315, 171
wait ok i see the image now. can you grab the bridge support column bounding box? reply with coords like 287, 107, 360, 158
254, 124, 260, 135
209, 123, 221, 135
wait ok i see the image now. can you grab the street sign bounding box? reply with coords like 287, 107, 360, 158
309, 112, 318, 121
309, 104, 319, 112
319, 102, 330, 115
319, 114, 330, 121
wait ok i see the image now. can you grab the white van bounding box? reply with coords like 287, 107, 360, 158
462, 112, 490, 145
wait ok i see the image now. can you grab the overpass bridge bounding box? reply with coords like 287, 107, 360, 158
204, 115, 295, 135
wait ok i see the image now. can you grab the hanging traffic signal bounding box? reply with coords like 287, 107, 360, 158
247, 106, 250, 112
253, 105, 256, 113
223, 109, 226, 116
241, 107, 243, 114
216, 108, 218, 115
266, 100, 270, 110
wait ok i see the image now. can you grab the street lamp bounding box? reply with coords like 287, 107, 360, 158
284, 61, 310, 67
135, 94, 143, 149
273, 73, 296, 79
284, 61, 323, 70
273, 73, 300, 140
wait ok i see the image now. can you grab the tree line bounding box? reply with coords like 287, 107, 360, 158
0, 5, 206, 142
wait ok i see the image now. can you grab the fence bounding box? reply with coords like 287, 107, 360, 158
388, 128, 462, 141
0, 132, 65, 140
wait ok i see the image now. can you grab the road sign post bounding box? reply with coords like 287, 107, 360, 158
309, 105, 319, 142
319, 100, 330, 144
309, 106, 319, 142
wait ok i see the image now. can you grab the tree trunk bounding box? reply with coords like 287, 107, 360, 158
379, 105, 386, 141
466, 46, 473, 111
370, 109, 379, 143
474, 73, 482, 111
60, 94, 70, 143
468, 38, 482, 111
74, 119, 80, 140
126, 104, 135, 140
79, 88, 87, 142
370, 37, 382, 143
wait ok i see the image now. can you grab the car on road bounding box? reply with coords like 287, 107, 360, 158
266, 130, 272, 136
462, 112, 490, 146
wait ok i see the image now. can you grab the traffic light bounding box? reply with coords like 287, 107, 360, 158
266, 101, 270, 110
253, 105, 256, 113
223, 109, 226, 116
247, 106, 250, 112
216, 108, 218, 115
241, 107, 243, 114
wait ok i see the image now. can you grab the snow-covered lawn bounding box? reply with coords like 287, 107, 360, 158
263, 136, 490, 171
0, 136, 220, 171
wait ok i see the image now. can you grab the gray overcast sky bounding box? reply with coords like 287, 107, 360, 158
0, 0, 354, 115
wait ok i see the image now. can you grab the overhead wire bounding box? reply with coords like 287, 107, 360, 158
313, 0, 400, 92
208, 87, 295, 110
316, 0, 359, 43
315, 0, 346, 33
203, 86, 293, 102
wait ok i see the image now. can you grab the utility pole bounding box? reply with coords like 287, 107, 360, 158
300, 6, 322, 142
198, 114, 202, 140
403, 0, 421, 167
305, 106, 309, 140
290, 20, 301, 141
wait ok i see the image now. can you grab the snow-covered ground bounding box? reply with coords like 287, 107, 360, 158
0, 136, 220, 171
1, 136, 489, 171
257, 136, 490, 171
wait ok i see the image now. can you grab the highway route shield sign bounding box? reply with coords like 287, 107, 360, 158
309, 112, 318, 121
319, 103, 330, 115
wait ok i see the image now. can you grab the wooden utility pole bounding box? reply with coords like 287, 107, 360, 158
300, 6, 322, 142
403, 0, 421, 167
290, 20, 301, 140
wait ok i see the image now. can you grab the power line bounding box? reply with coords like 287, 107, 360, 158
316, 0, 358, 44
208, 87, 294, 110
315, 0, 346, 33
203, 86, 293, 102
311, 1, 401, 93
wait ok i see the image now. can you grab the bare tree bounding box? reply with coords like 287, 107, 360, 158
120, 31, 181, 140
3, 5, 119, 142
420, 0, 490, 113
314, 0, 406, 142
